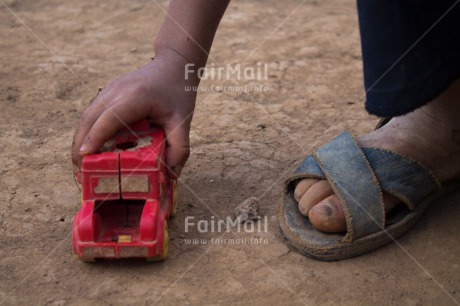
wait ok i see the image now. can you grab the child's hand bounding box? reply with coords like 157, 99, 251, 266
72, 50, 198, 179
72, 0, 230, 179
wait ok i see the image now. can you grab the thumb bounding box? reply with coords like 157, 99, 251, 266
163, 118, 191, 179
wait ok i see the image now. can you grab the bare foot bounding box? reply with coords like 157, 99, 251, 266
295, 80, 460, 233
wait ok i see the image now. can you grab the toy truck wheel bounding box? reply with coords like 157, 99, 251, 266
147, 221, 169, 261
169, 180, 178, 217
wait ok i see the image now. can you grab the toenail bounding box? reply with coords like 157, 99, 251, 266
298, 202, 307, 213
294, 191, 301, 202
312, 202, 336, 218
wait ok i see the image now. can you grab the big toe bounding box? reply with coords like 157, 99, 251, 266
294, 179, 403, 234
308, 195, 347, 233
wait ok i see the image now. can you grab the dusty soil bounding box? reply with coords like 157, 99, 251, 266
1, 0, 459, 305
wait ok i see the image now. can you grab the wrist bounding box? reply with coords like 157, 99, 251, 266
154, 34, 209, 65
153, 46, 202, 85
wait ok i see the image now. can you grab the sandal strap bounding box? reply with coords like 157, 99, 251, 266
361, 148, 440, 209
313, 131, 385, 241
293, 155, 325, 179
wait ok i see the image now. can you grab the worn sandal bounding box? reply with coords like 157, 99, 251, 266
279, 130, 459, 261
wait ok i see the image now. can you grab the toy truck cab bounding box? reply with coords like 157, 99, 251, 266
72, 120, 177, 261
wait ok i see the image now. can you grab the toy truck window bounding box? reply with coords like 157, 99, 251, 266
93, 177, 119, 194
121, 176, 150, 193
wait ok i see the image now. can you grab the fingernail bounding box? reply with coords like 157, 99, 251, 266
311, 202, 336, 218
79, 144, 89, 154
172, 165, 183, 178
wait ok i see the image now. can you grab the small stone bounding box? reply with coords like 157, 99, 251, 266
234, 197, 260, 223
209, 179, 214, 183
237, 212, 249, 222
256, 123, 266, 129
130, 6, 142, 12
130, 48, 138, 53
59, 217, 65, 222
179, 234, 186, 238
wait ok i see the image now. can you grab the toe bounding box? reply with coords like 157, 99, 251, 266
308, 195, 347, 233
308, 193, 402, 233
298, 180, 334, 216
294, 178, 318, 202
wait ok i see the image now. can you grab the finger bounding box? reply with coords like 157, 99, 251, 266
80, 99, 150, 156
163, 116, 192, 179
71, 93, 114, 169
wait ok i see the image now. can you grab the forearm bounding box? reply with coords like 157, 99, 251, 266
154, 0, 230, 69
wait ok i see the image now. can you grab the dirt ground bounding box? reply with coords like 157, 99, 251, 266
1, 0, 459, 305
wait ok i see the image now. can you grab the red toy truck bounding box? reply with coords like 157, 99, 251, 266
72, 120, 177, 261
